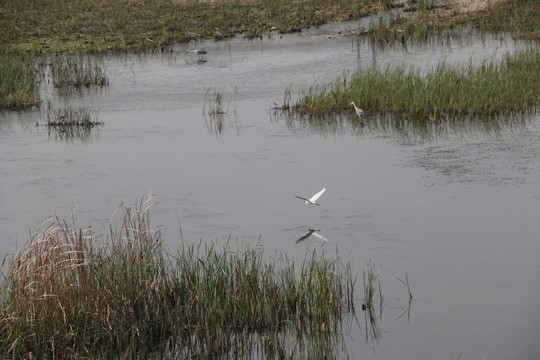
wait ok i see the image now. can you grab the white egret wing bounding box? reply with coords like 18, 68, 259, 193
308, 188, 326, 203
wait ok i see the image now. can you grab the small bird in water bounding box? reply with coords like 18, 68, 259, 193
187, 49, 207, 61
295, 187, 326, 206
350, 102, 365, 130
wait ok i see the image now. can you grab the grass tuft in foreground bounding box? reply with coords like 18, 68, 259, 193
0, 197, 356, 358
288, 48, 540, 120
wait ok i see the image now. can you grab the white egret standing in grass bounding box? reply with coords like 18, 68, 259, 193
350, 102, 364, 118
295, 187, 326, 206
296, 229, 328, 244
350, 102, 365, 130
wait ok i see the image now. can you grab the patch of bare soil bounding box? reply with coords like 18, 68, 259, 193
448, 0, 504, 13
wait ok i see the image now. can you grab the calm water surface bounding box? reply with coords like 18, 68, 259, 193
1, 28, 539, 359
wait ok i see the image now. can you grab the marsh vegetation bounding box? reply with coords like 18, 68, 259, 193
0, 50, 40, 110
1, 0, 538, 112
49, 54, 109, 95
285, 48, 540, 120
203, 88, 240, 135
43, 106, 103, 141
0, 0, 392, 53
0, 198, 357, 358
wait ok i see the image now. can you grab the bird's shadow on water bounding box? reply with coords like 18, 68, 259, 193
294, 228, 329, 245
184, 58, 207, 65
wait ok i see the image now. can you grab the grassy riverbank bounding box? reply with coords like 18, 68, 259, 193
1, 0, 537, 54
0, 0, 389, 110
288, 48, 540, 120
0, 200, 356, 358
1, 0, 538, 112
0, 0, 390, 53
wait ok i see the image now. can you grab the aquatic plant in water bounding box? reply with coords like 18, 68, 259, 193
50, 54, 109, 94
42, 106, 103, 142
362, 260, 383, 342
203, 87, 240, 135
46, 106, 102, 127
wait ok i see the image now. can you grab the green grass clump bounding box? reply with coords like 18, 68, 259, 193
50, 54, 109, 94
0, 50, 39, 110
289, 48, 540, 120
0, 198, 356, 358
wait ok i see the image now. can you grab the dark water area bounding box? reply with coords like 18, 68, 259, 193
1, 27, 539, 359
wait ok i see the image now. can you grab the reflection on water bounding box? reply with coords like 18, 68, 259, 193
42, 107, 104, 143
204, 110, 241, 136
203, 88, 240, 136
366, 113, 534, 143
46, 123, 102, 143
361, 260, 384, 344
275, 112, 354, 137
295, 228, 328, 244
278, 111, 535, 143
364, 306, 383, 344
169, 328, 354, 359
394, 274, 413, 325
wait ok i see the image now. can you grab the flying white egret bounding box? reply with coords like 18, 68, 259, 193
296, 229, 328, 244
295, 187, 326, 206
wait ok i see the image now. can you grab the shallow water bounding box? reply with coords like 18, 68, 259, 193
1, 28, 540, 359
